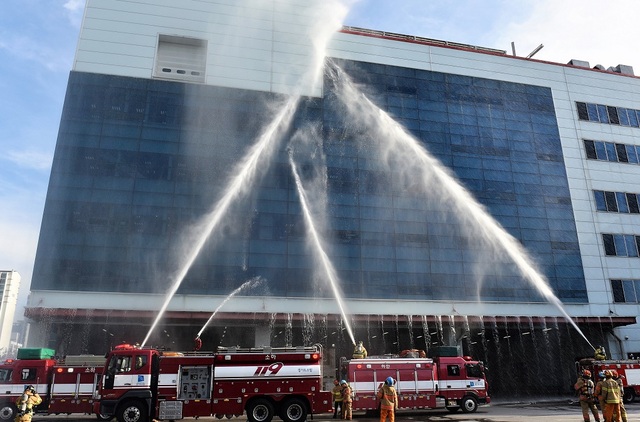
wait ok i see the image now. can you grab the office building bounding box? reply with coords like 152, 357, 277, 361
0, 270, 21, 355
28, 0, 640, 396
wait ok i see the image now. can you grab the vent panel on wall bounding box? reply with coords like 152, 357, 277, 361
154, 34, 207, 83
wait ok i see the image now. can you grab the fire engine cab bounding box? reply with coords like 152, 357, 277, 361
577, 357, 640, 403
94, 344, 333, 422
0, 348, 105, 421
342, 349, 489, 414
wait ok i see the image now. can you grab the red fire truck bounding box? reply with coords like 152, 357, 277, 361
0, 348, 105, 421
577, 357, 640, 403
94, 344, 334, 422
342, 349, 489, 414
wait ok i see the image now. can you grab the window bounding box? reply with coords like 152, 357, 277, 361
605, 143, 617, 162
623, 280, 638, 302
0, 368, 12, 382
617, 192, 629, 213
154, 35, 207, 83
603, 234, 616, 255
611, 278, 640, 303
616, 144, 628, 162
20, 368, 37, 381
602, 233, 640, 257
575, 101, 640, 127
619, 108, 630, 126
587, 103, 599, 121
135, 355, 147, 370
447, 365, 460, 376
612, 279, 625, 302
584, 140, 597, 159
614, 235, 627, 255
597, 105, 609, 123
627, 145, 639, 163
584, 139, 640, 166
593, 190, 640, 214
607, 106, 620, 125
594, 142, 607, 160
577, 102, 589, 120
627, 193, 639, 213
604, 191, 618, 212
594, 190, 606, 211
466, 363, 484, 378
109, 355, 132, 373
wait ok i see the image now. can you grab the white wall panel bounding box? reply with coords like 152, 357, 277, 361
78, 0, 333, 95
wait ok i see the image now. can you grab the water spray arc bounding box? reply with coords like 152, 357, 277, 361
139, 1, 352, 349
288, 148, 356, 346
141, 98, 300, 348
195, 277, 264, 341
325, 60, 595, 351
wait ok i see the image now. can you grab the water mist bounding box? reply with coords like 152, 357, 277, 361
325, 61, 595, 351
141, 0, 351, 348
288, 148, 356, 345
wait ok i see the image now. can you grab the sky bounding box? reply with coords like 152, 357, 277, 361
1, 0, 639, 319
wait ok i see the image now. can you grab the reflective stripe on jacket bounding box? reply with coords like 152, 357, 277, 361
601, 378, 621, 404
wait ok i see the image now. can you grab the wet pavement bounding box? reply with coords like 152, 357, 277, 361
30, 400, 640, 422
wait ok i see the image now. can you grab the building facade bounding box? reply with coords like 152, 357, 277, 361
0, 270, 21, 355
28, 0, 640, 397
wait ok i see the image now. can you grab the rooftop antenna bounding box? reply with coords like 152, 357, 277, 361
511, 41, 516, 56
526, 43, 544, 59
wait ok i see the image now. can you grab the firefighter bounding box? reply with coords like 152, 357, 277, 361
601, 370, 621, 422
611, 371, 627, 422
332, 379, 343, 419
340, 380, 353, 420
574, 370, 600, 422
595, 371, 606, 413
595, 346, 607, 360
14, 385, 42, 422
352, 341, 367, 359
377, 377, 398, 422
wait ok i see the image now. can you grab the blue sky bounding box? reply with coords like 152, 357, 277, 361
1, 0, 639, 316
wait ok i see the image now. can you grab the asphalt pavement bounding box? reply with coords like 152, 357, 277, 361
30, 400, 640, 422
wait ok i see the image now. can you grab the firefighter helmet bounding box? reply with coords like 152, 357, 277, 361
340, 380, 347, 385
611, 370, 619, 378
385, 377, 394, 386
582, 370, 591, 378
604, 370, 613, 377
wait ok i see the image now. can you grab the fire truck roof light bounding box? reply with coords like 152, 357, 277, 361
225, 355, 231, 360
312, 354, 319, 360
305, 354, 310, 359
68, 368, 74, 372
56, 368, 63, 373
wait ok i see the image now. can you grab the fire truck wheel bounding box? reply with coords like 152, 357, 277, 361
247, 398, 274, 422
460, 396, 478, 413
0, 403, 17, 422
116, 400, 148, 422
623, 388, 635, 403
281, 398, 308, 422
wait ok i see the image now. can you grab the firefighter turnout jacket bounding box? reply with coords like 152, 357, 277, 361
377, 385, 398, 410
